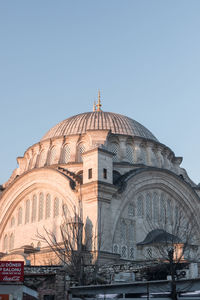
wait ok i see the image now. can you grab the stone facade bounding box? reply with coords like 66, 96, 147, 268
0, 109, 200, 298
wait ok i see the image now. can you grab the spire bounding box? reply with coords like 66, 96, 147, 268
96, 90, 102, 111
93, 101, 96, 112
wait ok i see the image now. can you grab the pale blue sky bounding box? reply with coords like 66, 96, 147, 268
0, 0, 200, 184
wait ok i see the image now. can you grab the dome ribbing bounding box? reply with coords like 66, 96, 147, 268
41, 111, 158, 142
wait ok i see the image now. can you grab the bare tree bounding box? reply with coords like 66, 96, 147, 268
140, 206, 199, 300
37, 201, 94, 285
37, 201, 106, 286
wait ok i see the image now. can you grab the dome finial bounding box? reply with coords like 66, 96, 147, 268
96, 90, 102, 111
93, 101, 96, 112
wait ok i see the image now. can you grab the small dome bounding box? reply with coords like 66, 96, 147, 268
41, 111, 158, 142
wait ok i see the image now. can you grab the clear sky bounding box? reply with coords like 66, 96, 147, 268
0, 0, 200, 185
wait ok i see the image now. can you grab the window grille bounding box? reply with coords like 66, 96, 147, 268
32, 195, 37, 222
153, 193, 159, 222
49, 147, 57, 165
25, 199, 30, 224
146, 247, 152, 259
78, 144, 85, 162
62, 144, 70, 163
160, 193, 166, 220
18, 207, 22, 225
38, 150, 46, 167
46, 194, 51, 219
120, 219, 127, 242
137, 195, 143, 217
129, 247, 135, 259
113, 244, 119, 254
128, 203, 134, 217
9, 233, 14, 250
38, 193, 44, 221
167, 199, 172, 222
128, 221, 134, 242
146, 193, 152, 220
121, 245, 127, 258
54, 197, 59, 217
109, 143, 119, 162
126, 145, 134, 163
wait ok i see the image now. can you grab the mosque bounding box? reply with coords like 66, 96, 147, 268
0, 93, 200, 272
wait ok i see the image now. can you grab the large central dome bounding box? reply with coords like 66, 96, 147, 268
41, 111, 158, 142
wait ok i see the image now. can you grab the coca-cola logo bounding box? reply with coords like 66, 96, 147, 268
2, 276, 20, 281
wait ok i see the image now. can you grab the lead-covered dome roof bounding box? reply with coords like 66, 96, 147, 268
41, 111, 158, 142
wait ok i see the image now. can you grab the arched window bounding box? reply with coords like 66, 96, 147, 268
62, 204, 68, 217
32, 194, 37, 222
54, 197, 59, 217
38, 193, 44, 221
109, 142, 119, 162
121, 245, 127, 258
126, 144, 134, 163
153, 193, 159, 222
18, 207, 22, 225
113, 244, 119, 254
137, 195, 143, 217
45, 194, 51, 219
37, 242, 41, 249
9, 233, 14, 250
146, 247, 152, 259
128, 203, 134, 217
120, 219, 127, 242
128, 221, 134, 242
10, 217, 15, 227
160, 193, 166, 220
62, 144, 70, 163
77, 144, 85, 162
31, 242, 34, 247
129, 247, 135, 259
3, 235, 8, 251
167, 198, 172, 222
25, 199, 30, 224
38, 150, 46, 167
49, 147, 57, 165
146, 193, 152, 220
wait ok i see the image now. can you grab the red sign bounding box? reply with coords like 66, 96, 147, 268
0, 261, 24, 282
0, 295, 9, 300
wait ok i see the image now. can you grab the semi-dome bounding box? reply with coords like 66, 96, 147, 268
41, 111, 158, 142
